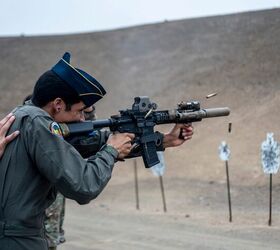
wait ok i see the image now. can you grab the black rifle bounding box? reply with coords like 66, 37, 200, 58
60, 96, 230, 168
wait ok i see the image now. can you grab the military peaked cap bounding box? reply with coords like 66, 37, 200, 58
52, 52, 106, 107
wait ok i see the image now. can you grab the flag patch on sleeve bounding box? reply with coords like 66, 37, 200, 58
50, 122, 63, 138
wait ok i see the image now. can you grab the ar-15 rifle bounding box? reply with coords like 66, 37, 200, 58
60, 96, 230, 168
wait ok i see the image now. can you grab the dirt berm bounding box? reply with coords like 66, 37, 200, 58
1, 9, 280, 249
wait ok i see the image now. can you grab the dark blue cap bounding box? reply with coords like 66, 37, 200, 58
52, 52, 106, 107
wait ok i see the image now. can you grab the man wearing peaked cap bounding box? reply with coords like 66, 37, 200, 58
0, 52, 193, 250
0, 52, 134, 250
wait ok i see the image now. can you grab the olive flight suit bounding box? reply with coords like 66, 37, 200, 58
44, 130, 111, 249
0, 103, 118, 250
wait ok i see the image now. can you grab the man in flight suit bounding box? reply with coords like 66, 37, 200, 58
0, 52, 193, 250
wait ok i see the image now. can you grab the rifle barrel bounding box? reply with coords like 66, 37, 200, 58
176, 107, 230, 122
202, 107, 230, 118
155, 107, 230, 124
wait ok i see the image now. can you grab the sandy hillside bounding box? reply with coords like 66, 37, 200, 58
1, 8, 280, 249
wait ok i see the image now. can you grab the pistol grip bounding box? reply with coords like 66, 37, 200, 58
179, 128, 184, 140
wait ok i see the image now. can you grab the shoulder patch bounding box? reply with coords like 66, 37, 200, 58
50, 122, 63, 138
